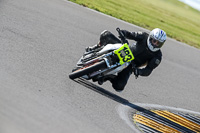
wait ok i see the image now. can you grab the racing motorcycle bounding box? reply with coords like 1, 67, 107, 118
69, 28, 137, 84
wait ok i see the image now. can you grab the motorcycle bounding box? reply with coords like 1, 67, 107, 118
69, 28, 137, 84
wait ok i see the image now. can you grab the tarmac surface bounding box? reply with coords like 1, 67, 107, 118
0, 0, 200, 133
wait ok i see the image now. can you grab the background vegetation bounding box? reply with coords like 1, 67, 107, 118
69, 0, 200, 48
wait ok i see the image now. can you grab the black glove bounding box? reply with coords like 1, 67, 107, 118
119, 30, 129, 44
133, 67, 139, 79
119, 30, 126, 39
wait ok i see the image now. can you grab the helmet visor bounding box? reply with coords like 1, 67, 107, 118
149, 37, 164, 48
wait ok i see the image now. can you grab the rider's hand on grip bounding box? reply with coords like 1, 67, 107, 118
118, 30, 126, 39
120, 30, 126, 36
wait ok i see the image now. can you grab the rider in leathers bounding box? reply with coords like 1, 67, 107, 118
86, 28, 167, 92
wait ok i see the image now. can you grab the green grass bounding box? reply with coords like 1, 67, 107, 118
69, 0, 200, 49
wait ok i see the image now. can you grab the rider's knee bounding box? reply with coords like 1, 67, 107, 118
112, 82, 125, 92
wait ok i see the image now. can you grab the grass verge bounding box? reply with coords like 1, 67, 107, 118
69, 0, 200, 49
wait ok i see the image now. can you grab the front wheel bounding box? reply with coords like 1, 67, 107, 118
69, 60, 107, 80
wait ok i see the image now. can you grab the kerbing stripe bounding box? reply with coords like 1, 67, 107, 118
136, 123, 162, 133
134, 114, 181, 133
175, 112, 200, 125
133, 110, 200, 133
152, 110, 200, 132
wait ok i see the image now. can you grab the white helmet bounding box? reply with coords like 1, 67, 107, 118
147, 28, 166, 52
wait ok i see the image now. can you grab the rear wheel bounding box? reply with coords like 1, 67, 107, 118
69, 60, 107, 80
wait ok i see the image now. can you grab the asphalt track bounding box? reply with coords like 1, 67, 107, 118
0, 0, 200, 133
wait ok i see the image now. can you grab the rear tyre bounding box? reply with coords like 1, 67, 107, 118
69, 60, 107, 80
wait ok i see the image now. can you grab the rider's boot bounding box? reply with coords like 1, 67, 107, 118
98, 77, 107, 85
85, 30, 110, 52
85, 42, 101, 52
98, 77, 104, 85
97, 76, 111, 85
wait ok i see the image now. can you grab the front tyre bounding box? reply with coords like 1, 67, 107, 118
69, 60, 107, 80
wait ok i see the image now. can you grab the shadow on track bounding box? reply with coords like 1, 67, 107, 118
73, 77, 195, 133
74, 77, 144, 110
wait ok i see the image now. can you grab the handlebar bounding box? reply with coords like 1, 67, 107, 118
116, 27, 129, 44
